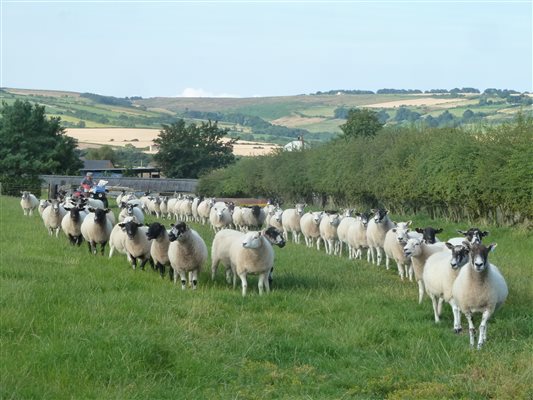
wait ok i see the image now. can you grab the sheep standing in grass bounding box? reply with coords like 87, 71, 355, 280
191, 196, 202, 222
42, 200, 67, 237
268, 208, 284, 232
168, 222, 208, 289
167, 194, 180, 220
300, 211, 324, 250
209, 202, 233, 232
119, 219, 154, 270
109, 219, 130, 258
337, 214, 357, 257
281, 203, 306, 243
197, 197, 215, 224
346, 212, 371, 260
159, 197, 169, 219
146, 222, 172, 279
20, 191, 39, 216
61, 205, 87, 246
423, 242, 470, 333
241, 205, 266, 231
38, 199, 50, 217
80, 208, 113, 255
366, 208, 396, 266
232, 206, 245, 231
147, 196, 162, 218
178, 196, 194, 221
452, 242, 508, 349
319, 213, 341, 255
403, 237, 448, 304
383, 221, 421, 281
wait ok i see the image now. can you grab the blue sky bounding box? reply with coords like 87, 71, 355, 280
1, 0, 531, 98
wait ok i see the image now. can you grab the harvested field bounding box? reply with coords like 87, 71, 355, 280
271, 115, 327, 127
365, 97, 470, 108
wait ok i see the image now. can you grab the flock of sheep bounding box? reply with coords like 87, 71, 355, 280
20, 190, 508, 349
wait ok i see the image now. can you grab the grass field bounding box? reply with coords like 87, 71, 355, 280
1, 195, 532, 399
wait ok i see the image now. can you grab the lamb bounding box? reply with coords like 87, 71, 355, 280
119, 219, 154, 270
319, 212, 341, 255
232, 230, 275, 296
197, 197, 215, 224
118, 202, 145, 224
241, 205, 266, 231
168, 222, 208, 289
281, 203, 306, 243
80, 207, 113, 255
346, 212, 371, 260
452, 242, 508, 349
42, 200, 67, 237
415, 226, 443, 244
422, 242, 470, 333
366, 208, 396, 266
403, 237, 448, 304
20, 191, 39, 216
447, 227, 489, 246
61, 205, 87, 245
146, 222, 172, 279
383, 221, 414, 280
300, 211, 324, 250
209, 202, 233, 232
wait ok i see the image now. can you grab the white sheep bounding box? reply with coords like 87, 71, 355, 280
383, 221, 415, 281
177, 196, 194, 221
147, 196, 162, 218
281, 203, 306, 243
168, 222, 208, 289
346, 212, 371, 260
119, 219, 153, 270
42, 200, 67, 237
86, 197, 105, 209
366, 208, 396, 266
231, 206, 245, 231
403, 237, 448, 304
61, 205, 87, 246
146, 222, 172, 279
167, 194, 180, 219
38, 199, 50, 217
337, 215, 357, 257
300, 211, 324, 250
211, 228, 245, 285
241, 205, 267, 231
197, 197, 215, 224
319, 212, 341, 255
20, 191, 39, 216
422, 242, 470, 333
268, 208, 284, 232
118, 202, 145, 224
140, 192, 152, 213
209, 202, 233, 232
452, 242, 508, 349
191, 196, 201, 222
159, 196, 169, 219
80, 207, 113, 255
109, 220, 129, 258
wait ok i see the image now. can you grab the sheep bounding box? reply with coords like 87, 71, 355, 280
422, 242, 470, 333
231, 206, 245, 231
167, 222, 208, 289
86, 197, 105, 210
115, 189, 127, 207
346, 212, 371, 260
383, 221, 414, 281
241, 205, 266, 231
337, 215, 357, 257
42, 200, 67, 237
300, 211, 324, 250
20, 191, 39, 216
415, 226, 443, 244
177, 196, 194, 221
281, 203, 306, 243
61, 205, 87, 245
38, 199, 50, 217
319, 212, 341, 255
232, 230, 275, 296
209, 202, 233, 232
447, 227, 489, 246
147, 196, 162, 218
211, 227, 285, 288
452, 242, 508, 349
191, 196, 202, 222
268, 208, 284, 232
197, 197, 215, 224
403, 237, 448, 304
109, 220, 130, 258
140, 192, 152, 213
167, 194, 180, 220
118, 219, 154, 270
159, 196, 169, 219
366, 208, 396, 266
118, 202, 145, 224
146, 222, 173, 279
80, 207, 113, 255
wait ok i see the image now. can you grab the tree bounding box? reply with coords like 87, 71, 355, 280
85, 145, 117, 164
339, 108, 384, 139
153, 119, 237, 178
0, 100, 82, 195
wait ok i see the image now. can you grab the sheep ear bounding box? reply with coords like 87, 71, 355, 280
488, 243, 497, 252
482, 231, 490, 237
88, 207, 96, 212
436, 228, 443, 234
392, 228, 397, 233
445, 242, 454, 250
415, 228, 423, 233
458, 230, 467, 235
105, 208, 111, 213
118, 223, 125, 228
64, 206, 72, 211
406, 220, 412, 226
355, 212, 361, 217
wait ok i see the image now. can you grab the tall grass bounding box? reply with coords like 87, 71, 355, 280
1, 196, 532, 399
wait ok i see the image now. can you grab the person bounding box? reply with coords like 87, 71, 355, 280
80, 172, 95, 194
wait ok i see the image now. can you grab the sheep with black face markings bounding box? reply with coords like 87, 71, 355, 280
119, 219, 154, 270
146, 222, 173, 279
61, 205, 87, 246
366, 208, 396, 266
452, 242, 508, 349
118, 202, 145, 224
168, 222, 208, 289
80, 207, 113, 255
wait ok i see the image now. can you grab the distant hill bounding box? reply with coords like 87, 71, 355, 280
1, 87, 531, 146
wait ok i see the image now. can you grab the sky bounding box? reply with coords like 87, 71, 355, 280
1, 0, 532, 98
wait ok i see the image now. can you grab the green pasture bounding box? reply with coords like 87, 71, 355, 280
1, 195, 531, 399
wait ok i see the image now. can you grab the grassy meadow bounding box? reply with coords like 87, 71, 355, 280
1, 195, 532, 399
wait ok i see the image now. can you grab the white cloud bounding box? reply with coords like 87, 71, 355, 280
177, 87, 240, 98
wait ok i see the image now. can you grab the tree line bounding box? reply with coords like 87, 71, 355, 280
198, 114, 533, 225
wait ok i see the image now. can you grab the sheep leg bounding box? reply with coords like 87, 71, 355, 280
430, 294, 440, 322
130, 256, 137, 270
179, 271, 187, 290
55, 227, 61, 238
68, 234, 76, 246
156, 262, 165, 278
316, 238, 321, 251
87, 241, 93, 254
258, 272, 270, 295
238, 273, 248, 297
367, 247, 374, 264
465, 312, 476, 348
417, 280, 424, 304
396, 262, 404, 280
191, 270, 198, 290
268, 267, 274, 288
376, 247, 383, 267
450, 299, 462, 333
100, 241, 107, 256
139, 258, 149, 271
477, 310, 491, 349
168, 267, 174, 281
225, 268, 233, 284
437, 297, 444, 317
211, 259, 219, 280
76, 235, 83, 246
408, 265, 414, 282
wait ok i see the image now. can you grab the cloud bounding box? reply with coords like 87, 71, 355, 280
177, 87, 240, 98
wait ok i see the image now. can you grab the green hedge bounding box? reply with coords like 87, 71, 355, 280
198, 115, 533, 225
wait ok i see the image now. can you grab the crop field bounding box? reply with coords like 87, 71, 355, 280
1, 195, 532, 399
